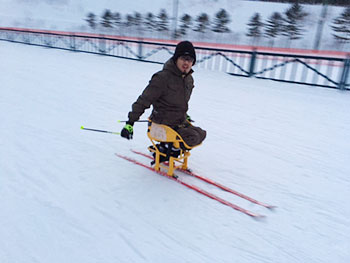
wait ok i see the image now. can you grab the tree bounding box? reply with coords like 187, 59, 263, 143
133, 12, 142, 28
246, 13, 264, 43
178, 14, 192, 36
112, 12, 122, 28
247, 1, 349, 5
86, 12, 97, 29
264, 12, 284, 46
156, 9, 169, 32
212, 9, 231, 33
282, 3, 308, 41
331, 7, 350, 42
101, 9, 113, 28
125, 14, 134, 27
144, 12, 156, 31
194, 13, 210, 33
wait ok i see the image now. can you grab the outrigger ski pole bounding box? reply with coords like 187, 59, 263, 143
81, 126, 120, 135
117, 120, 148, 123
81, 120, 148, 135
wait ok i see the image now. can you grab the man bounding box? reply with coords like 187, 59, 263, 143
121, 41, 206, 150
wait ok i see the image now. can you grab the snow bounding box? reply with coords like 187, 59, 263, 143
1, 40, 350, 262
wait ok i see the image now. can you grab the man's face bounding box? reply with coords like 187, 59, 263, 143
176, 55, 194, 74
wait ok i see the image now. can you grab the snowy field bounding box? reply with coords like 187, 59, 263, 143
0, 40, 350, 263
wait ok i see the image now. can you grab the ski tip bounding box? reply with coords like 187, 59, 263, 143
81, 125, 84, 129
266, 205, 278, 210
252, 214, 266, 221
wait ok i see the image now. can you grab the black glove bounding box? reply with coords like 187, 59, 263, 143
186, 115, 194, 123
121, 122, 134, 140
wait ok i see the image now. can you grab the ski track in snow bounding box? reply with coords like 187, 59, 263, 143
0, 41, 350, 263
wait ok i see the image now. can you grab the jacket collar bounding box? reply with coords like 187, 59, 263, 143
163, 58, 194, 77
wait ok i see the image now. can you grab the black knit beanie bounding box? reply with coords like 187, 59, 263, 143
172, 41, 196, 65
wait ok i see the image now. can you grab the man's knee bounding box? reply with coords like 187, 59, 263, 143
182, 126, 206, 147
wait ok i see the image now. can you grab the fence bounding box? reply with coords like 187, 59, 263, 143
0, 27, 349, 90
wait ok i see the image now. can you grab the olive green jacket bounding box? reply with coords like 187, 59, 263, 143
128, 58, 194, 127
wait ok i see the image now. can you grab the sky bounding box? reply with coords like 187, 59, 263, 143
0, 39, 350, 262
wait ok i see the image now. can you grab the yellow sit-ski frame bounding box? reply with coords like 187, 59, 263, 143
147, 121, 200, 177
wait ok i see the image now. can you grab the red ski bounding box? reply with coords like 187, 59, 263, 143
131, 149, 276, 209
116, 153, 265, 218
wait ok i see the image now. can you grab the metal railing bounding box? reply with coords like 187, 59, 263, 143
1, 28, 349, 90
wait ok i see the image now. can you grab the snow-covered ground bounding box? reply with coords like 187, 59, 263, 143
1, 40, 350, 263
0, 0, 346, 50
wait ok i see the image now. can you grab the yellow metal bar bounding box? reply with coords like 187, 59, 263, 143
168, 157, 175, 176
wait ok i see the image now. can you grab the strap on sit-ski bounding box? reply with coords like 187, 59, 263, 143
150, 142, 174, 165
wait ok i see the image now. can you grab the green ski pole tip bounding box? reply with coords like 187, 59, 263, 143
81, 126, 84, 129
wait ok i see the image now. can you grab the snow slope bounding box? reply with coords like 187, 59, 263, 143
0, 40, 350, 263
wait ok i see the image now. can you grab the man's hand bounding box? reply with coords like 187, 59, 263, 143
186, 115, 194, 123
121, 122, 134, 140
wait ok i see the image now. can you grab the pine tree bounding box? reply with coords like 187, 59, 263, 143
194, 13, 210, 33
86, 12, 97, 29
282, 3, 308, 41
179, 14, 192, 36
112, 12, 122, 28
156, 9, 169, 32
125, 14, 134, 27
101, 9, 113, 28
264, 12, 284, 46
331, 7, 350, 42
133, 12, 142, 28
212, 9, 231, 33
145, 12, 155, 31
247, 0, 348, 4
246, 13, 264, 42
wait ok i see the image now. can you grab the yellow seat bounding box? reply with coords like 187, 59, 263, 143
147, 121, 200, 177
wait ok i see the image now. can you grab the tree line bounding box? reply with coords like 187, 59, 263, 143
251, 0, 349, 6
246, 3, 350, 46
85, 4, 350, 45
85, 8, 231, 38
